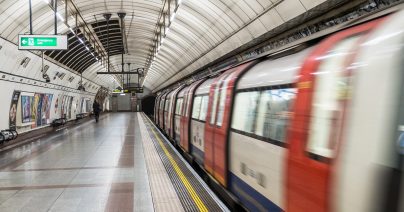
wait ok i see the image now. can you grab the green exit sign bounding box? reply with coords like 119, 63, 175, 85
18, 35, 68, 50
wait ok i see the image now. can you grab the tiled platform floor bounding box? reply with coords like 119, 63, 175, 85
0, 113, 208, 212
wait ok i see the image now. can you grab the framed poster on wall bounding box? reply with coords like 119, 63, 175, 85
45, 94, 53, 124
9, 90, 21, 130
19, 92, 35, 127
21, 95, 31, 123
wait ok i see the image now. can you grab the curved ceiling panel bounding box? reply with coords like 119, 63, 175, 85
0, 0, 329, 91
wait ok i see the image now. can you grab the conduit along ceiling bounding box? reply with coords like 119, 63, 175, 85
0, 0, 344, 92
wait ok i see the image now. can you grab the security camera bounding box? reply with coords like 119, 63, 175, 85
43, 73, 50, 83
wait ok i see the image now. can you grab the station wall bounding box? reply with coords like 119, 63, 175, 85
0, 37, 110, 132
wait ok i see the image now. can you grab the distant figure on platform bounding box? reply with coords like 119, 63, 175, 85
93, 100, 101, 122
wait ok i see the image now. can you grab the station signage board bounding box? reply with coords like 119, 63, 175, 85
18, 35, 68, 50
134, 87, 143, 93
113, 87, 143, 94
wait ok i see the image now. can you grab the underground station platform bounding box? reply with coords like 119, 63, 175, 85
0, 113, 228, 212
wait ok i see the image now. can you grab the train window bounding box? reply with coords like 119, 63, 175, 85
175, 98, 183, 115
160, 99, 164, 109
216, 74, 233, 126
164, 99, 170, 111
192, 96, 202, 119
183, 95, 188, 117
210, 84, 220, 125
231, 91, 260, 133
306, 36, 360, 159
199, 95, 209, 121
255, 88, 296, 142
186, 92, 194, 118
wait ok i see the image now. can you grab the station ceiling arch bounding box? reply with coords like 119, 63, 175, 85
0, 0, 329, 91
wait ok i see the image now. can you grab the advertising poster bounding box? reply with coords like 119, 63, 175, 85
61, 95, 66, 118
36, 94, 44, 126
63, 96, 70, 119
80, 98, 84, 113
46, 94, 53, 123
31, 94, 40, 128
68, 97, 73, 119
41, 95, 47, 125
54, 97, 59, 115
21, 96, 31, 123
9, 91, 21, 130
75, 98, 79, 114
86, 99, 91, 113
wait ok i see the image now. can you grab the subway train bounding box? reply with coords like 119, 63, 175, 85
153, 9, 404, 212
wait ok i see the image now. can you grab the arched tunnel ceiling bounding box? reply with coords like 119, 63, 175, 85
0, 0, 331, 92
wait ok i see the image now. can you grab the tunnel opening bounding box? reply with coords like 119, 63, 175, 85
141, 95, 156, 119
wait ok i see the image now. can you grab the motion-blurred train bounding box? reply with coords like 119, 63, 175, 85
154, 9, 404, 212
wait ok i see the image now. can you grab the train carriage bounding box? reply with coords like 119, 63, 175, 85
152, 9, 404, 212
163, 90, 175, 133
165, 86, 183, 138
180, 79, 206, 153
228, 48, 312, 211
158, 91, 170, 128
154, 93, 162, 123
204, 61, 256, 186
174, 85, 190, 145
331, 13, 404, 212
189, 78, 216, 166
286, 19, 382, 212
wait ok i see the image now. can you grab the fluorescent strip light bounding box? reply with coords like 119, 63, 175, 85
57, 13, 64, 21
170, 13, 176, 22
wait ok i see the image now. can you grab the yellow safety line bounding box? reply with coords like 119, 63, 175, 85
147, 117, 208, 212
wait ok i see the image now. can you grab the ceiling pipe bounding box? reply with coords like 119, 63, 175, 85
118, 13, 126, 88
118, 12, 128, 54
29, 0, 33, 34
103, 13, 111, 72
54, 0, 58, 35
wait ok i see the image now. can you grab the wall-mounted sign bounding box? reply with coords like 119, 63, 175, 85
18, 35, 68, 50
112, 87, 143, 94
134, 87, 143, 93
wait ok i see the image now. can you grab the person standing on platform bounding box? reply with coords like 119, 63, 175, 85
93, 100, 101, 122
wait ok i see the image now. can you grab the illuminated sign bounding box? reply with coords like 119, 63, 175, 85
18, 35, 68, 50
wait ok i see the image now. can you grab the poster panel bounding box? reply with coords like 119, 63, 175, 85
9, 91, 21, 130
68, 96, 73, 119
46, 94, 53, 124
80, 98, 84, 113
41, 94, 47, 125
36, 94, 44, 126
21, 96, 31, 123
31, 94, 40, 128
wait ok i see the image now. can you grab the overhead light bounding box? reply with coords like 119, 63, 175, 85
57, 13, 64, 21
85, 46, 90, 51
170, 13, 176, 22
79, 38, 84, 44
178, 0, 182, 5
69, 27, 75, 34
